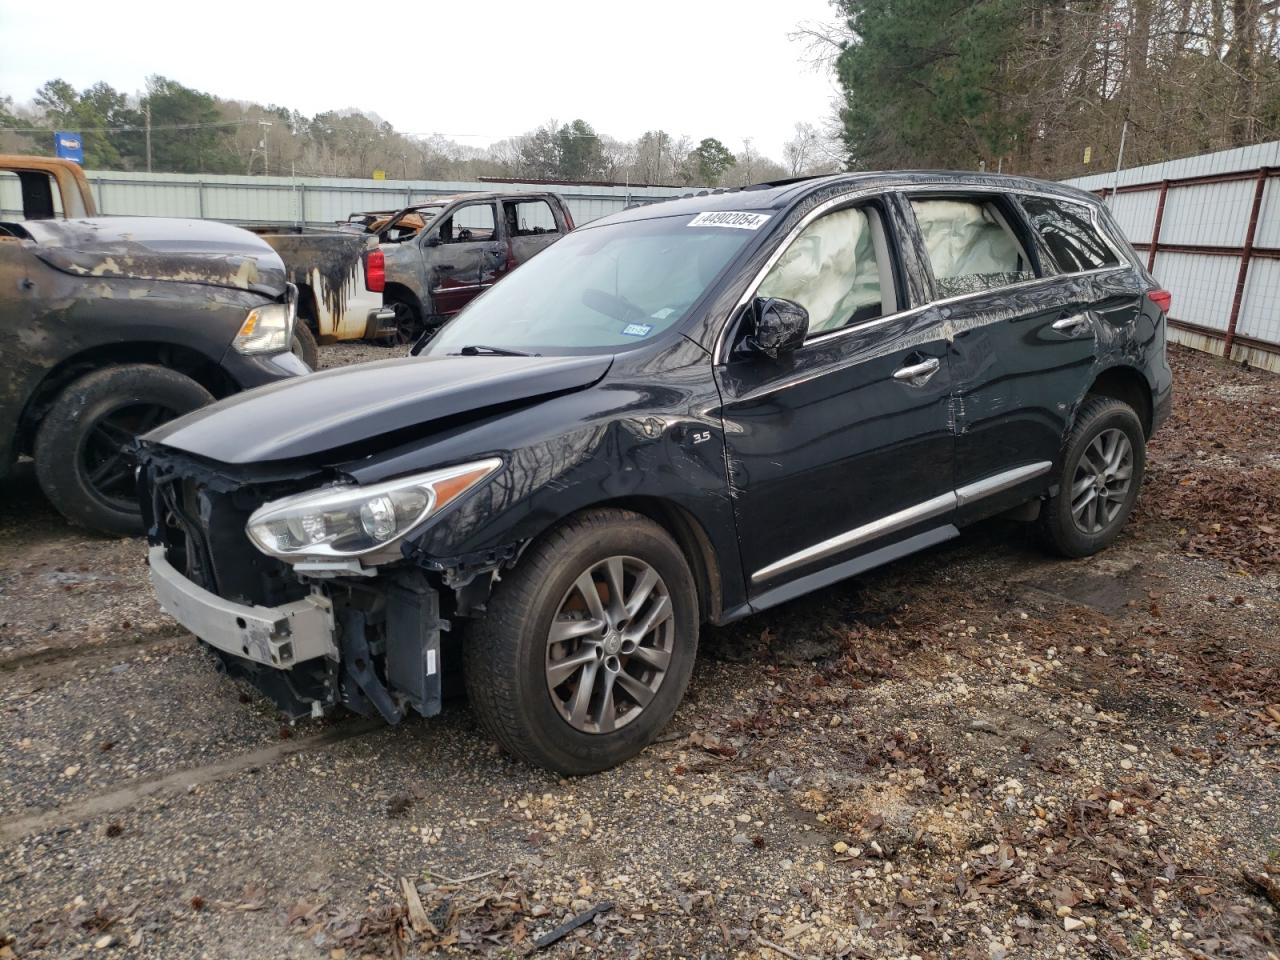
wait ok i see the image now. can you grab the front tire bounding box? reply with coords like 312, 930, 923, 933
463, 509, 699, 775
290, 322, 319, 368
34, 365, 213, 536
1041, 396, 1146, 558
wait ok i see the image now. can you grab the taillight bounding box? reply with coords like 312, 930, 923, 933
365, 249, 385, 293
1148, 288, 1172, 314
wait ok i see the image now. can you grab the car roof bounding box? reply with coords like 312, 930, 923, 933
591, 170, 1104, 227
355, 192, 558, 216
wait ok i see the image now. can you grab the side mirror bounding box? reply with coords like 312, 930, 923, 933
424, 233, 442, 247
744, 297, 808, 359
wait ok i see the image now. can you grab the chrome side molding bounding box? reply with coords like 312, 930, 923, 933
955, 460, 1052, 507
751, 492, 954, 583
751, 461, 1054, 584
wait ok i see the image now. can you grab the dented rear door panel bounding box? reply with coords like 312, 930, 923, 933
941, 276, 1100, 503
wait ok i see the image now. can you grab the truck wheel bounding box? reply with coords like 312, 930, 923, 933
34, 365, 213, 536
464, 508, 699, 775
385, 297, 423, 347
290, 323, 319, 368
1040, 396, 1146, 558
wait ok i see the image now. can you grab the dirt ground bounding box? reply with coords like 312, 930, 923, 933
1, 343, 1277, 960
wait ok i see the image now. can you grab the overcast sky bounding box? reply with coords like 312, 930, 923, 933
0, 0, 842, 159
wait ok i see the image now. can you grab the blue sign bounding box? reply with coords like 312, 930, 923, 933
54, 132, 84, 164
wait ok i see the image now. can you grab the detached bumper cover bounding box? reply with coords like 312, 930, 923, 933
148, 545, 336, 668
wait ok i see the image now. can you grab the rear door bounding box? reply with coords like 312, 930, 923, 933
714, 196, 957, 606
425, 200, 504, 316
899, 190, 1105, 521
502, 197, 563, 267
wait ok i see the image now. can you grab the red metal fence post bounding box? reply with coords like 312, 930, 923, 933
1147, 179, 1169, 273
1224, 168, 1269, 359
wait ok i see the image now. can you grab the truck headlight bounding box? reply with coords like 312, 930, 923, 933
233, 302, 293, 355
245, 459, 502, 561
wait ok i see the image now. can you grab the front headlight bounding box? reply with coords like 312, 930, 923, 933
245, 458, 502, 562
233, 302, 292, 355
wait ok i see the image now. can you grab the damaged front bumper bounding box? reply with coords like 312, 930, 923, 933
149, 545, 336, 668
148, 545, 447, 725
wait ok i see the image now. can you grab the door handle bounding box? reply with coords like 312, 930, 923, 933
893, 357, 941, 383
436, 263, 455, 270
1052, 314, 1091, 335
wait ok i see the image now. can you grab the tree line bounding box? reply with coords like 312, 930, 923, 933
7, 1, 1277, 193
822, 0, 1280, 178
0, 76, 840, 187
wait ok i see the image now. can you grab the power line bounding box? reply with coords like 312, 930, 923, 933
4, 118, 258, 134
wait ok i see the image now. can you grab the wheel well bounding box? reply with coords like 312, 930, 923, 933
383, 282, 423, 320
1086, 366, 1154, 437
17, 343, 235, 455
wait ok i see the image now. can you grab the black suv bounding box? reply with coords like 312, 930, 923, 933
139, 172, 1172, 774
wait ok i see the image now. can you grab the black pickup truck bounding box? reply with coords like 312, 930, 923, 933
1, 154, 307, 535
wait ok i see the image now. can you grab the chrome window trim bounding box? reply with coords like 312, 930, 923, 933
715, 182, 1133, 365
750, 461, 1055, 584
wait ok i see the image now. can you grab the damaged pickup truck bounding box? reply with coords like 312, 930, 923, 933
243, 225, 391, 363
350, 191, 573, 343
139, 171, 1172, 774
1, 155, 308, 535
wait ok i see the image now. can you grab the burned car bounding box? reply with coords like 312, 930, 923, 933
1, 155, 308, 535
139, 171, 1172, 774
353, 191, 574, 343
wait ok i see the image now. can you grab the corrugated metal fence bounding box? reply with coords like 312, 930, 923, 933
0, 169, 699, 229
1064, 142, 1280, 373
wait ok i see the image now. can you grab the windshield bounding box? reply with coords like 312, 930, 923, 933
424, 214, 759, 354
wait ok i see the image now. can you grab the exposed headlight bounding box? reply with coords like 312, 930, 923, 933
245, 458, 502, 562
233, 302, 292, 355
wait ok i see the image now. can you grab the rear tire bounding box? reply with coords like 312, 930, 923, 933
1041, 396, 1146, 558
463, 508, 699, 775
290, 323, 319, 368
34, 365, 213, 536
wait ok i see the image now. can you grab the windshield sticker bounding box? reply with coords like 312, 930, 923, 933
621, 323, 653, 337
687, 211, 772, 230
650, 307, 675, 320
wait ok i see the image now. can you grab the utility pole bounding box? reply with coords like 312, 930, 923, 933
1108, 114, 1129, 208
258, 120, 273, 177
144, 102, 152, 173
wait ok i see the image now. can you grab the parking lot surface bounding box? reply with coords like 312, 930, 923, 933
2, 344, 1277, 959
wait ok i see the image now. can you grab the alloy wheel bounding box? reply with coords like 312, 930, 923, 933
81, 403, 172, 512
1070, 427, 1134, 535
545, 555, 675, 734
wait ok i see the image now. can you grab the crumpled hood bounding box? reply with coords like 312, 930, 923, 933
144, 352, 614, 463
23, 217, 287, 296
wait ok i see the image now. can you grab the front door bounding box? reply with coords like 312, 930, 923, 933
425, 200, 506, 316
714, 200, 957, 606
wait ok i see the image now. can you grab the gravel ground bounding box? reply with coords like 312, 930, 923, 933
1, 344, 1278, 959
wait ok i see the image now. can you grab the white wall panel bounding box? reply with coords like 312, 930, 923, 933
1151, 251, 1238, 331
1107, 189, 1158, 243
1236, 257, 1280, 343
1159, 181, 1255, 246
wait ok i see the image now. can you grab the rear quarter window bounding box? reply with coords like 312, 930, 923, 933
1020, 196, 1120, 273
